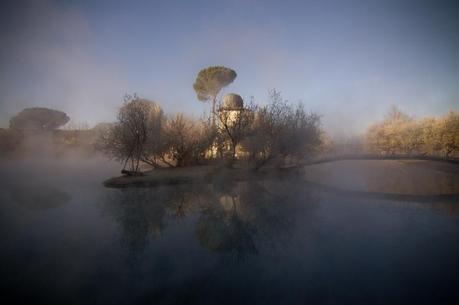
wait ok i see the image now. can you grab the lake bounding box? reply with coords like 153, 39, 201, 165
1, 157, 458, 305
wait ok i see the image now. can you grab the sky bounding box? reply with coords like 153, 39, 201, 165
1, 0, 458, 135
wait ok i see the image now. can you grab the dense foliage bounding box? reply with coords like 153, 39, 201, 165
193, 66, 237, 125
9, 107, 70, 130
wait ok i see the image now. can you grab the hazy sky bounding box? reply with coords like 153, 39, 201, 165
1, 0, 458, 135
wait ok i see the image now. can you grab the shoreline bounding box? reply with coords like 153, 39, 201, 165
103, 155, 459, 189
103, 165, 302, 188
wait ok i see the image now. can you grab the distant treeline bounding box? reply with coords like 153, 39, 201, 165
322, 106, 459, 158
0, 107, 111, 156
365, 106, 458, 157
0, 127, 103, 157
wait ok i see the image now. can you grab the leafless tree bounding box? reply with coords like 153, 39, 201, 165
164, 114, 216, 167
216, 101, 256, 167
246, 90, 322, 170
98, 94, 165, 172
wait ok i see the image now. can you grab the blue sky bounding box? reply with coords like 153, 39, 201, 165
1, 0, 458, 135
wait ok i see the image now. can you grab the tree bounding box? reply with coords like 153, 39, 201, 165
246, 90, 322, 169
385, 105, 410, 122
193, 66, 237, 126
164, 114, 216, 167
216, 101, 255, 166
419, 117, 441, 155
365, 107, 458, 158
9, 107, 70, 130
438, 110, 459, 157
98, 94, 165, 172
365, 106, 415, 154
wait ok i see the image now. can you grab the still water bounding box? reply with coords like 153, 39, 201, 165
1, 158, 458, 305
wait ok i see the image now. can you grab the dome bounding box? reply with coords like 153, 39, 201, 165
222, 93, 243, 109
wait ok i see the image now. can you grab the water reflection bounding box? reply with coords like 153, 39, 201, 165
104, 188, 168, 255
1, 158, 459, 305
304, 160, 459, 196
104, 180, 303, 260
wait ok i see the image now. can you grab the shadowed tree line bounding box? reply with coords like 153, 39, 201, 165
0, 107, 104, 156
9, 107, 70, 130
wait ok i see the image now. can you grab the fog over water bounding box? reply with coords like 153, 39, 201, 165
1, 0, 458, 303
1, 156, 458, 304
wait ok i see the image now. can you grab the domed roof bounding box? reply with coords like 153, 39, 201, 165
222, 93, 243, 109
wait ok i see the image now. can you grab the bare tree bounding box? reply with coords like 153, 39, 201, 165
164, 114, 216, 167
246, 90, 322, 170
98, 94, 165, 172
216, 101, 255, 167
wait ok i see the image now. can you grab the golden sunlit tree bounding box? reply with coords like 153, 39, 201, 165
365, 106, 416, 154
365, 106, 459, 158
164, 113, 216, 167
438, 110, 459, 157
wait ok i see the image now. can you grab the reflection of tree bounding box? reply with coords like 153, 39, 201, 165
195, 180, 297, 259
9, 185, 70, 211
362, 161, 459, 196
196, 197, 257, 260
104, 180, 300, 260
307, 178, 459, 216
162, 185, 204, 221
105, 189, 167, 254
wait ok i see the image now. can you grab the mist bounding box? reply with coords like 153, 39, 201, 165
1, 1, 459, 304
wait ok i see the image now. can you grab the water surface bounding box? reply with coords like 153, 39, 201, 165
1, 158, 458, 305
